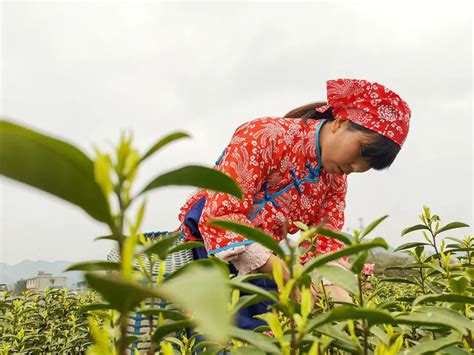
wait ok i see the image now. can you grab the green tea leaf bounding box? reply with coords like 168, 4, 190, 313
316, 227, 353, 246
136, 232, 181, 259
84, 273, 163, 314
307, 306, 395, 332
231, 346, 266, 355
316, 324, 359, 352
316, 265, 358, 295
350, 251, 368, 274
293, 221, 309, 231
140, 165, 242, 199
152, 320, 193, 343
209, 220, 286, 258
413, 293, 474, 306
79, 303, 113, 313
233, 294, 269, 313
379, 278, 419, 285
301, 238, 388, 276
396, 306, 474, 335
168, 241, 205, 255
141, 132, 190, 163
359, 215, 388, 239
448, 277, 469, 294
0, 120, 111, 224
160, 263, 232, 344
94, 234, 124, 241
394, 242, 431, 252
228, 280, 278, 303
401, 224, 429, 236
139, 308, 188, 321
230, 327, 280, 353
435, 222, 470, 236
405, 331, 462, 355
65, 261, 121, 272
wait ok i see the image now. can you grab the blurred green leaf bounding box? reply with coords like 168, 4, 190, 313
160, 263, 232, 344
230, 346, 266, 355
139, 308, 187, 321
141, 131, 190, 163
316, 265, 358, 295
65, 261, 121, 272
152, 320, 193, 343
0, 120, 111, 224
84, 273, 162, 314
350, 251, 368, 274
307, 306, 395, 332
165, 259, 214, 282
140, 165, 242, 199
94, 234, 124, 242
394, 242, 431, 252
316, 227, 353, 245
302, 238, 388, 276
405, 331, 462, 354
413, 293, 474, 306
209, 220, 285, 258
233, 294, 269, 313
79, 303, 112, 313
379, 278, 419, 285
448, 277, 469, 294
316, 324, 359, 352
136, 232, 181, 259
228, 279, 278, 303
293, 221, 309, 231
168, 241, 205, 255
396, 306, 474, 335
359, 215, 388, 239
230, 327, 280, 353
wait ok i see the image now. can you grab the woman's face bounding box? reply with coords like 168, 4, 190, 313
319, 118, 373, 175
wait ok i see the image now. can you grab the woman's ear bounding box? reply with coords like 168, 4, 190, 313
331, 117, 349, 133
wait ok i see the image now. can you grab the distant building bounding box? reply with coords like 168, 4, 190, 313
74, 280, 90, 295
26, 271, 67, 291
0, 284, 8, 292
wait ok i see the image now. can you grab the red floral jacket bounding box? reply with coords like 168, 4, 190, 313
175, 117, 348, 265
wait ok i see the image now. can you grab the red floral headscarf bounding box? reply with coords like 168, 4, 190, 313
315, 78, 411, 147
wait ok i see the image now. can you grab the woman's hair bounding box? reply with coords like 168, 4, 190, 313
283, 101, 400, 170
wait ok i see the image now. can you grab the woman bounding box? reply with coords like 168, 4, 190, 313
175, 78, 411, 329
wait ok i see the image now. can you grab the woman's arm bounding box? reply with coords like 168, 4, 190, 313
197, 119, 275, 255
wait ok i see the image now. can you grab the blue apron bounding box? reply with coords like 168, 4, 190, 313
183, 195, 278, 331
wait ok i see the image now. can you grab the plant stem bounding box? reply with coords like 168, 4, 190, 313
320, 281, 329, 312
358, 275, 368, 355
428, 227, 442, 268
419, 267, 426, 294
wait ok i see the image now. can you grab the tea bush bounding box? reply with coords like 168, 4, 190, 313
0, 288, 100, 353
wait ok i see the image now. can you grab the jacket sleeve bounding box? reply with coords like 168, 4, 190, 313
299, 174, 349, 266
198, 119, 275, 255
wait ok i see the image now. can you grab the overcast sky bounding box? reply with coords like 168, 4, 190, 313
1, 1, 472, 265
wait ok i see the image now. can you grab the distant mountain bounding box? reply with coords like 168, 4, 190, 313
0, 260, 85, 289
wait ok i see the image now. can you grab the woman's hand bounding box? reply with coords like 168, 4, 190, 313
254, 254, 319, 303
323, 284, 353, 305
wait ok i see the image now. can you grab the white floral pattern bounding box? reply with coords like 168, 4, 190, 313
325, 78, 411, 147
